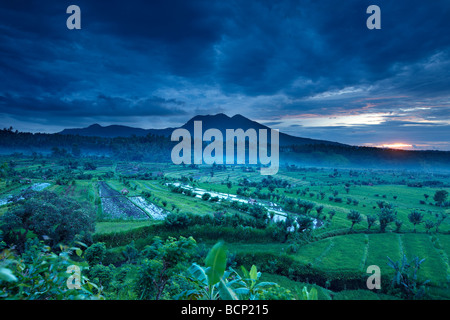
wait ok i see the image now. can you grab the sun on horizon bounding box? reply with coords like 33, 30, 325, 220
378, 143, 414, 150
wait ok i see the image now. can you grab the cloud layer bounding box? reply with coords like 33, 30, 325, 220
0, 0, 449, 149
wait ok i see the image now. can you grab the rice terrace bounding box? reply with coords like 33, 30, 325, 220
1, 134, 449, 300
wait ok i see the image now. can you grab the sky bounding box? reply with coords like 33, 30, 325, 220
0, 0, 449, 150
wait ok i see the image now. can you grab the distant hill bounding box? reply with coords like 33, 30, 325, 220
59, 123, 175, 138
2, 115, 450, 170
59, 113, 345, 147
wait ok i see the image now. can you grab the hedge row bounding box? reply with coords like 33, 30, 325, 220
94, 223, 275, 249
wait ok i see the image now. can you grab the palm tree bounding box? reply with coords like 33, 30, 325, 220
315, 205, 324, 218
408, 210, 424, 232
378, 207, 396, 233
435, 212, 449, 233
367, 215, 377, 231
347, 210, 362, 231
424, 220, 435, 233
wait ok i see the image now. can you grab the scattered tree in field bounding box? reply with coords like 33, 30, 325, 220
142, 191, 152, 199
378, 207, 396, 233
424, 220, 435, 233
395, 220, 403, 233
408, 210, 424, 233
315, 205, 324, 218
295, 215, 314, 233
347, 210, 362, 231
367, 215, 377, 231
226, 181, 233, 194
248, 205, 268, 227
328, 210, 336, 220
435, 212, 449, 233
276, 214, 295, 243
202, 193, 211, 201
433, 190, 448, 206
424, 194, 429, 201
376, 200, 393, 210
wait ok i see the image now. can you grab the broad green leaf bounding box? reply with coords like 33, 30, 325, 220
249, 265, 258, 281
240, 266, 250, 280
26, 230, 37, 239
75, 241, 88, 248
302, 287, 318, 300
187, 263, 208, 286
204, 242, 227, 286
234, 287, 250, 295
76, 248, 83, 257
0, 267, 18, 282
218, 278, 238, 300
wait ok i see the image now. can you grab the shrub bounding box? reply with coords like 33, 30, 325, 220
408, 210, 424, 233
424, 220, 435, 233
164, 212, 191, 229
378, 208, 396, 233
433, 190, 448, 206
134, 236, 197, 300
0, 190, 95, 252
395, 220, 403, 232
328, 210, 336, 220
88, 264, 115, 290
85, 242, 107, 266
201, 193, 211, 201
347, 210, 362, 230
366, 215, 377, 231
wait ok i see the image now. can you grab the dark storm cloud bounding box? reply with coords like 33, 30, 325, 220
0, 93, 186, 119
0, 0, 449, 148
215, 0, 450, 97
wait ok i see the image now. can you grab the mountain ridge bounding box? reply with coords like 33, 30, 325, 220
59, 113, 345, 147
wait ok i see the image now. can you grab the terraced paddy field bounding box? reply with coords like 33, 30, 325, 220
98, 181, 148, 220
1, 156, 449, 300
224, 233, 450, 297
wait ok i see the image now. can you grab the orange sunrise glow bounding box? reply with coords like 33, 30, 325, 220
379, 143, 413, 150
